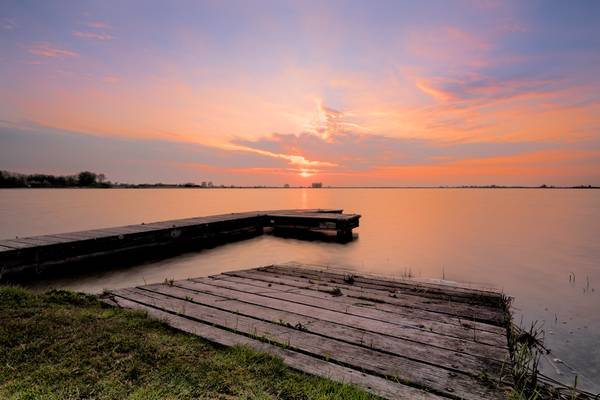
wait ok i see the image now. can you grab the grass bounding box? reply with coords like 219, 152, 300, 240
0, 286, 380, 400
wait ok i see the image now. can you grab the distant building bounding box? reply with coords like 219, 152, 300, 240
311, 182, 322, 188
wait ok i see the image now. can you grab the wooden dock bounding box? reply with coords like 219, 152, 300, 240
105, 262, 512, 399
0, 209, 360, 280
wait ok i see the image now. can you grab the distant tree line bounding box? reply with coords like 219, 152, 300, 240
0, 170, 109, 188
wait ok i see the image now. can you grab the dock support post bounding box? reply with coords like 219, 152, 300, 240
336, 229, 352, 242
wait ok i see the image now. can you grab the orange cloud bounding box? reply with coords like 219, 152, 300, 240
223, 142, 337, 172
73, 31, 114, 41
370, 149, 600, 184
28, 43, 78, 58
416, 79, 455, 102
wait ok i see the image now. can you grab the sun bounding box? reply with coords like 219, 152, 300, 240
299, 169, 314, 178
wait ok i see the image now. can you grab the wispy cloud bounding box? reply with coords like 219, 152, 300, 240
224, 142, 337, 170
416, 73, 557, 103
28, 43, 78, 58
73, 31, 114, 41
85, 21, 111, 29
1, 18, 16, 30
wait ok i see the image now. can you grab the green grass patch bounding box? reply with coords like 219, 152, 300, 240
0, 286, 379, 400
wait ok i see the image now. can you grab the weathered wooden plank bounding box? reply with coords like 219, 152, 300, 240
0, 240, 36, 249
218, 272, 505, 337
181, 279, 508, 361
140, 214, 259, 230
109, 295, 441, 400
260, 266, 508, 326
112, 288, 508, 400
280, 262, 504, 299
265, 264, 505, 307
225, 269, 506, 326
143, 282, 508, 379
94, 226, 151, 234
86, 228, 138, 237
40, 233, 96, 241
28, 235, 76, 245
120, 223, 169, 232
267, 213, 359, 220
266, 208, 344, 215
8, 236, 68, 246
50, 230, 108, 240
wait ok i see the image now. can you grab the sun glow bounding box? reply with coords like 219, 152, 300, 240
299, 169, 314, 178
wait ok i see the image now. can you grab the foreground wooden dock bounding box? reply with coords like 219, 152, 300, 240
105, 263, 512, 399
0, 209, 360, 280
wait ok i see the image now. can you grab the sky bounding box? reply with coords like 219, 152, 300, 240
1, 0, 600, 186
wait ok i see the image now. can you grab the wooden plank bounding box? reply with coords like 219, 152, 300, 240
142, 214, 259, 230
267, 213, 359, 220
266, 263, 491, 300
0, 239, 35, 249
87, 228, 137, 237
28, 235, 76, 245
39, 233, 91, 241
95, 226, 151, 234
112, 288, 508, 400
226, 269, 506, 326
260, 266, 508, 326
120, 223, 168, 232
143, 282, 508, 379
182, 278, 508, 361
50, 231, 107, 240
266, 264, 505, 306
215, 272, 506, 337
266, 209, 344, 215
280, 262, 504, 299
8, 236, 68, 246
108, 295, 441, 400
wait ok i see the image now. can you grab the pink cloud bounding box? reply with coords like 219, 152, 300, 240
73, 31, 114, 41
28, 43, 78, 58
86, 21, 111, 29
415, 73, 558, 104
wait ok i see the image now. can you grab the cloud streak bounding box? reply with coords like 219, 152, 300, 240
27, 43, 78, 58
73, 31, 114, 41
1, 18, 16, 30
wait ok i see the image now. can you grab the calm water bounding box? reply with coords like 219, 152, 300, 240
1, 188, 599, 392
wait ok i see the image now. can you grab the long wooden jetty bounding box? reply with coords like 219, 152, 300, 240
0, 209, 360, 280
105, 262, 512, 400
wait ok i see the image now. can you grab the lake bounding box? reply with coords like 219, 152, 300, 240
1, 188, 598, 392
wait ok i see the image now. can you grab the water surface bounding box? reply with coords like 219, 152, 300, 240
1, 188, 598, 392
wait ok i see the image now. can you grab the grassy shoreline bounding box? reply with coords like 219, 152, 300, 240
0, 286, 378, 400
